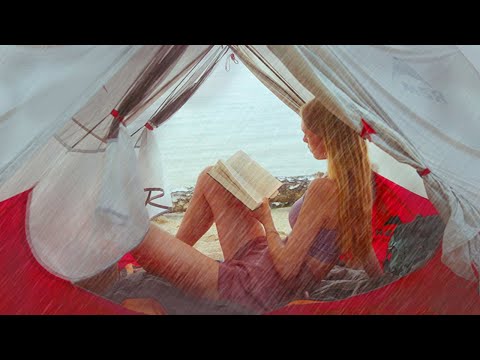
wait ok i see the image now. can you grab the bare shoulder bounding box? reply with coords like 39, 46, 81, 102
308, 177, 337, 195
306, 177, 338, 206
300, 177, 338, 228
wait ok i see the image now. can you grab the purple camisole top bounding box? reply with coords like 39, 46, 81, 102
288, 195, 339, 263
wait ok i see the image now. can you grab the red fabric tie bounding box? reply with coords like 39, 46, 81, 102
144, 122, 154, 131
111, 109, 124, 123
360, 118, 376, 141
418, 168, 431, 177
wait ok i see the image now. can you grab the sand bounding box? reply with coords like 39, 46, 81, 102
153, 207, 293, 261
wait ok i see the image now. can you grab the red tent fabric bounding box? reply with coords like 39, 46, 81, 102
270, 173, 480, 315
118, 253, 141, 270
0, 189, 137, 315
2, 174, 479, 315
371, 172, 440, 264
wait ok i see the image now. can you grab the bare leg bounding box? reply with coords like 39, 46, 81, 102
132, 222, 220, 300
130, 166, 266, 301
178, 166, 265, 260
175, 172, 215, 246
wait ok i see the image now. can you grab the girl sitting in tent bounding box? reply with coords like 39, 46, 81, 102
130, 97, 384, 313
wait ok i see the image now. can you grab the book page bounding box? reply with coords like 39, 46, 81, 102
207, 161, 258, 210
217, 160, 263, 202
226, 150, 283, 202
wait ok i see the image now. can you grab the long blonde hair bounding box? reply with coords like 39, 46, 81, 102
300, 98, 373, 261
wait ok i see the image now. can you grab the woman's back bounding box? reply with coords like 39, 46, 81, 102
288, 194, 340, 264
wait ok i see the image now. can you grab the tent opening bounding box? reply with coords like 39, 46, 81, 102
0, 45, 479, 315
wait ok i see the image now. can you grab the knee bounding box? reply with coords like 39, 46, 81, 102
201, 165, 214, 174
197, 165, 214, 186
199, 165, 214, 179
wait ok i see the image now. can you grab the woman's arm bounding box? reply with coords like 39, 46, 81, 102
252, 203, 286, 271
362, 248, 384, 278
252, 178, 337, 281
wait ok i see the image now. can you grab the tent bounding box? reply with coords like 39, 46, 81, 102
0, 45, 479, 314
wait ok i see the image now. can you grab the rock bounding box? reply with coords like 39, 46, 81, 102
167, 173, 323, 213
170, 187, 194, 213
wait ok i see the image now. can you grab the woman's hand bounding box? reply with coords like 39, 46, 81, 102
251, 197, 272, 223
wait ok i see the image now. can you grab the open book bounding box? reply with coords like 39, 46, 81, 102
207, 150, 283, 210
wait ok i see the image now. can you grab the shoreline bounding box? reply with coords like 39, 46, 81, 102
168, 173, 321, 213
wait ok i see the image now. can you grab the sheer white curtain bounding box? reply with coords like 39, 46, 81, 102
137, 127, 172, 219
0, 46, 151, 281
